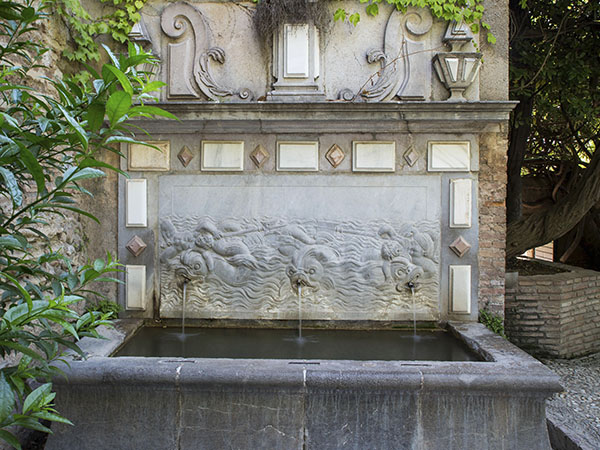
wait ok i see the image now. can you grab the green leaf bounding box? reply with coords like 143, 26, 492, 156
349, 12, 360, 26
32, 410, 73, 425
366, 3, 379, 17
334, 8, 346, 22
106, 91, 132, 127
87, 102, 105, 133
19, 147, 45, 194
128, 105, 178, 121
0, 342, 43, 362
0, 429, 21, 450
0, 273, 32, 310
0, 372, 15, 423
103, 65, 133, 95
56, 104, 88, 151
0, 236, 26, 250
0, 167, 23, 206
23, 383, 51, 414
63, 167, 105, 183
141, 80, 167, 94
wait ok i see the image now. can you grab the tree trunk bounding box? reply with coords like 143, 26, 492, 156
507, 95, 534, 223
506, 152, 600, 258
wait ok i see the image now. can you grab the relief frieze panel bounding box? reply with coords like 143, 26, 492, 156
159, 215, 440, 320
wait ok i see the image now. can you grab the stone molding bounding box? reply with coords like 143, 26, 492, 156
127, 101, 517, 134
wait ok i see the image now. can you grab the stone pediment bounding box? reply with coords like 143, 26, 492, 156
139, 0, 481, 103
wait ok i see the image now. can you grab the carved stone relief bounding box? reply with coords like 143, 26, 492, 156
159, 216, 440, 320
339, 7, 433, 102
160, 2, 253, 101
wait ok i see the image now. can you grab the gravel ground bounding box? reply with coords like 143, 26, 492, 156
542, 352, 600, 449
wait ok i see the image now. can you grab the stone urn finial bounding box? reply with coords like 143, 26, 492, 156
433, 21, 481, 102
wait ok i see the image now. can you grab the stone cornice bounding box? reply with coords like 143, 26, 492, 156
129, 101, 517, 134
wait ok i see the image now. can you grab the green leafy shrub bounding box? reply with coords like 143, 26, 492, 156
479, 310, 506, 338
86, 299, 122, 319
0, 1, 174, 447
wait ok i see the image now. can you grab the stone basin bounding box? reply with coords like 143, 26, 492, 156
46, 321, 561, 450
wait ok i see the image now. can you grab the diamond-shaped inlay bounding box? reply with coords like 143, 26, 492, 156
403, 147, 420, 167
126, 235, 147, 257
177, 145, 194, 167
326, 144, 345, 168
250, 145, 269, 168
449, 236, 471, 258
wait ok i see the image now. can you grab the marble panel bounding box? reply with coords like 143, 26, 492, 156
352, 142, 396, 172
428, 142, 470, 172
450, 179, 472, 228
158, 175, 441, 321
126, 265, 146, 310
277, 142, 319, 171
450, 265, 471, 314
126, 179, 147, 227
284, 24, 309, 78
201, 141, 244, 171
128, 141, 170, 171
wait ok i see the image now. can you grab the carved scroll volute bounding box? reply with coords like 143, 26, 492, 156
160, 2, 254, 101
359, 7, 433, 102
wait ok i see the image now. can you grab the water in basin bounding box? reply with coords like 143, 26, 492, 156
114, 326, 481, 361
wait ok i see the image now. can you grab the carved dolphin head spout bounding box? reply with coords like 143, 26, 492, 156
175, 250, 208, 285
391, 259, 425, 293
286, 245, 338, 293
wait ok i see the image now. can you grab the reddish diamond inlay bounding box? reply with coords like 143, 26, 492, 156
177, 146, 194, 167
250, 145, 270, 168
403, 147, 420, 167
126, 235, 147, 257
449, 236, 471, 258
326, 144, 345, 168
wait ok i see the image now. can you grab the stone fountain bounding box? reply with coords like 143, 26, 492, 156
46, 1, 561, 449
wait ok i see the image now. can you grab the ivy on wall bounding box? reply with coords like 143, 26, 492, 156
53, 0, 496, 65
49, 0, 147, 62
334, 0, 495, 43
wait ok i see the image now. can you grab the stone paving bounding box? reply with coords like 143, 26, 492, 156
543, 352, 600, 449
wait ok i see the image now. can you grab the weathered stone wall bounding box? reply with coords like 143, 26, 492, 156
505, 263, 600, 358
477, 127, 508, 317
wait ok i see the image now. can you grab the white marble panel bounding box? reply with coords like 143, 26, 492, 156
352, 142, 396, 172
126, 179, 147, 227
450, 179, 472, 228
284, 24, 309, 78
126, 265, 146, 310
450, 265, 471, 314
428, 141, 470, 172
128, 141, 170, 171
277, 142, 319, 171
201, 141, 244, 171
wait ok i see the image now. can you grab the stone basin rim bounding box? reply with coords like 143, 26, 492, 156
59, 322, 562, 396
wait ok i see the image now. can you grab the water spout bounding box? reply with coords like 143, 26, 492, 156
406, 281, 417, 337
181, 279, 188, 338
296, 281, 302, 339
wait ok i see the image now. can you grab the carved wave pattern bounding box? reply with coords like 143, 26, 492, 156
160, 216, 440, 320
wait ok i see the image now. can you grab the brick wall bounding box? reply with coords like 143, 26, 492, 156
505, 264, 600, 358
478, 128, 509, 317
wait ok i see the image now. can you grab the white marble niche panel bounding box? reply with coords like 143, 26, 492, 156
126, 179, 147, 227
126, 265, 146, 310
128, 141, 170, 171
352, 142, 396, 172
284, 24, 309, 78
277, 142, 319, 171
450, 265, 471, 314
201, 141, 244, 171
450, 179, 472, 228
428, 141, 470, 172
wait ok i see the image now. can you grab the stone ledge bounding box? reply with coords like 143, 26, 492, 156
127, 101, 517, 134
